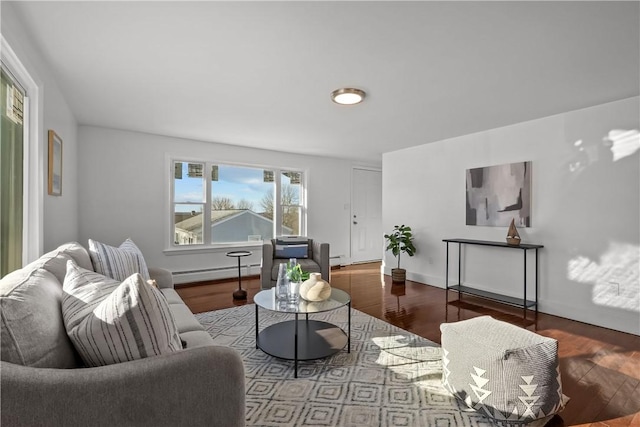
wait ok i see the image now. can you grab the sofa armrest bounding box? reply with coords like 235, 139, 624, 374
1, 346, 245, 427
260, 241, 274, 289
312, 241, 330, 282
148, 266, 174, 289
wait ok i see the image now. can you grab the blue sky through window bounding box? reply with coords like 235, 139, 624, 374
174, 162, 274, 212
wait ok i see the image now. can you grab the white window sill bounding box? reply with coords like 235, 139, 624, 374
163, 242, 264, 256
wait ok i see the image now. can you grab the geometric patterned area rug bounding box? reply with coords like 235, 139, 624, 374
195, 305, 492, 426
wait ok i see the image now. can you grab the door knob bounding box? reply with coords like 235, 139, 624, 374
353, 221, 358, 224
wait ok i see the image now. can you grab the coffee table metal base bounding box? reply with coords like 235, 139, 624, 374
258, 319, 347, 360
256, 315, 350, 378
254, 289, 351, 378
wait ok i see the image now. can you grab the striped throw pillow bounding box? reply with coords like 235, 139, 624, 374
88, 238, 151, 281
62, 260, 182, 367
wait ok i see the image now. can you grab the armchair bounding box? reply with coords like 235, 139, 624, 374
260, 237, 329, 289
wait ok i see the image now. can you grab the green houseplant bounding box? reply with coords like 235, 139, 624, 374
384, 224, 416, 283
286, 262, 309, 282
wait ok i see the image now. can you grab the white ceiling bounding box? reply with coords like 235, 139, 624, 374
11, 1, 640, 164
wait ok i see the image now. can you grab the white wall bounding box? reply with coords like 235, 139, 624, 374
77, 126, 367, 283
42, 99, 78, 252
1, 2, 80, 256
383, 97, 639, 335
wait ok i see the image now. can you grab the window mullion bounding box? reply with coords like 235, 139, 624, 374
203, 162, 212, 244
300, 174, 306, 235
274, 168, 282, 237
170, 161, 176, 247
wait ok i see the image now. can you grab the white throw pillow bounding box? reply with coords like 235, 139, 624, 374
88, 238, 150, 281
62, 260, 182, 367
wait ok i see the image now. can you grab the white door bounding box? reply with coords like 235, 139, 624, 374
351, 168, 382, 263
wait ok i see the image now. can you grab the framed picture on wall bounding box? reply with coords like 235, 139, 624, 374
48, 130, 62, 196
465, 161, 531, 227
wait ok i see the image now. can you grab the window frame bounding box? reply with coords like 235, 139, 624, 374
165, 156, 306, 252
1, 36, 43, 265
279, 171, 305, 236
171, 160, 209, 246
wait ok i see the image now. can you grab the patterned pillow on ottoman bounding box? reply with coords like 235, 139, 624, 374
440, 316, 568, 426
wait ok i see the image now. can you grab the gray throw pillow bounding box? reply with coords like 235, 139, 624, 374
0, 268, 79, 368
21, 242, 93, 283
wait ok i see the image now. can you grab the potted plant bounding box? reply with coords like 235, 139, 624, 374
384, 224, 416, 283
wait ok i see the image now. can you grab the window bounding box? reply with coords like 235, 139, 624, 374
1, 66, 25, 277
171, 160, 305, 246
1, 37, 42, 275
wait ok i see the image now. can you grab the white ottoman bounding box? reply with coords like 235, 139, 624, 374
440, 316, 567, 426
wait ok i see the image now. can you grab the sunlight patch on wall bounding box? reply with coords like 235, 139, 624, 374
569, 140, 585, 173
605, 129, 640, 162
568, 242, 640, 312
569, 129, 639, 173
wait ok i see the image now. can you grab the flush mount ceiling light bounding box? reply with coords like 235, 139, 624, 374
331, 88, 366, 105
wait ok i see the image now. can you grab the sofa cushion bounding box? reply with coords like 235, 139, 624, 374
169, 303, 205, 333
89, 238, 150, 281
62, 261, 182, 367
21, 242, 93, 283
179, 330, 215, 349
0, 268, 79, 368
160, 288, 183, 305
440, 316, 567, 425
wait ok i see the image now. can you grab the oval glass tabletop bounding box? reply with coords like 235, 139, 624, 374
254, 288, 350, 314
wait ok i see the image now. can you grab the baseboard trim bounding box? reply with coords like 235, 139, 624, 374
172, 263, 261, 285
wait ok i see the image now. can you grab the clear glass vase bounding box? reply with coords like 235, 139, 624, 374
275, 263, 289, 301
287, 280, 300, 304
286, 258, 300, 304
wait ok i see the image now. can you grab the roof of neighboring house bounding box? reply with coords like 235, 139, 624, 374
175, 209, 274, 232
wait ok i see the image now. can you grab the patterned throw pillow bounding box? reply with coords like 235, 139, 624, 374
440, 316, 567, 426
88, 238, 150, 281
62, 260, 182, 367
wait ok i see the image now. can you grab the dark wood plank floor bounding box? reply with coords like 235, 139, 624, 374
176, 262, 640, 427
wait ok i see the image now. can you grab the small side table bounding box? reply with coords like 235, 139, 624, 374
226, 250, 252, 300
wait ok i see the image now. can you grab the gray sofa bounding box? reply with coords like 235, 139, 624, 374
0, 242, 245, 427
260, 238, 330, 289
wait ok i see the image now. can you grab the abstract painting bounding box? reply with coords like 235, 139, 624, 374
466, 161, 531, 227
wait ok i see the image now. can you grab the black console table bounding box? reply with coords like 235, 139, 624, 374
443, 238, 543, 318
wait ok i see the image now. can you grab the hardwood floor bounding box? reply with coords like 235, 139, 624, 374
176, 262, 640, 426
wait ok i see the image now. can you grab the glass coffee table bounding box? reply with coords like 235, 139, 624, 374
254, 288, 351, 378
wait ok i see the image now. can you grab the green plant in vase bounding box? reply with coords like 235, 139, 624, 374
286, 262, 309, 283
384, 224, 416, 283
